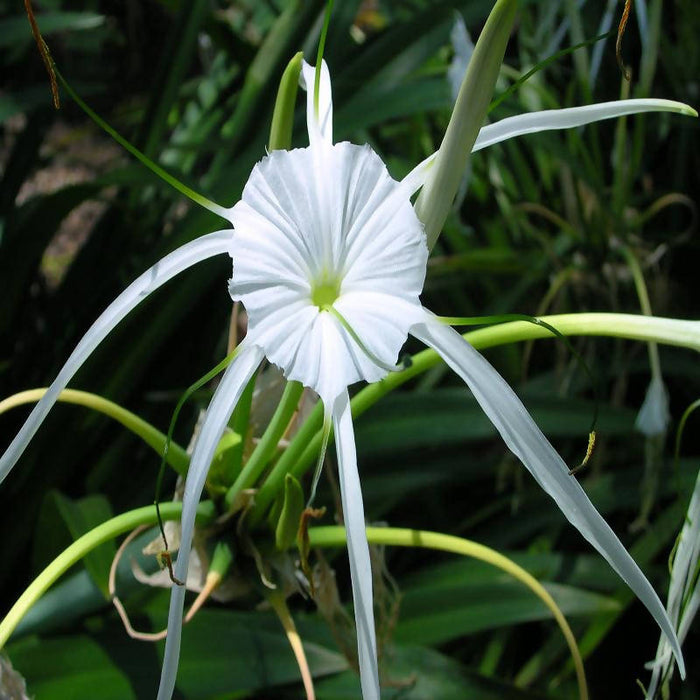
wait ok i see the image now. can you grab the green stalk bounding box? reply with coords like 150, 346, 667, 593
619, 246, 662, 380
250, 402, 324, 523
611, 74, 632, 217
309, 526, 588, 700
414, 0, 517, 249
228, 374, 256, 476
0, 501, 215, 648
268, 52, 304, 151
0, 389, 189, 476
266, 590, 316, 700
251, 313, 700, 520
225, 381, 305, 508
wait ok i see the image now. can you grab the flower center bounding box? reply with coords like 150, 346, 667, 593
310, 275, 340, 310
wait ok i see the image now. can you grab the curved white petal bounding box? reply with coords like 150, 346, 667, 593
157, 342, 263, 700
407, 99, 695, 186
246, 306, 355, 407
332, 390, 379, 700
472, 99, 696, 153
400, 154, 436, 198
334, 292, 425, 378
0, 230, 233, 486
300, 60, 333, 146
411, 314, 685, 677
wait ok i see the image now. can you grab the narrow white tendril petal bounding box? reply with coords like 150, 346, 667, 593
332, 390, 379, 700
300, 60, 333, 146
408, 99, 696, 186
0, 230, 233, 486
471, 99, 696, 153
647, 466, 700, 697
157, 343, 263, 700
400, 154, 436, 198
411, 314, 686, 678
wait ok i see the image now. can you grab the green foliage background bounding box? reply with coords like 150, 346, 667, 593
0, 0, 698, 697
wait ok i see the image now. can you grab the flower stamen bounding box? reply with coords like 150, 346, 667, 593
328, 307, 406, 374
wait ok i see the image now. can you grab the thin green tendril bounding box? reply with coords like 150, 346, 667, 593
675, 399, 700, 470
53, 68, 229, 219
489, 30, 615, 113
307, 410, 332, 507
328, 306, 405, 374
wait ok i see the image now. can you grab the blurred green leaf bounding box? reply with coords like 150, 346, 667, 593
31, 490, 114, 599
357, 389, 635, 456
313, 644, 546, 699
8, 606, 348, 699
8, 635, 134, 699
53, 492, 115, 598
396, 579, 618, 645
0, 12, 106, 49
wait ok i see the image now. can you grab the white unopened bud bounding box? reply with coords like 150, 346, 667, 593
635, 376, 670, 437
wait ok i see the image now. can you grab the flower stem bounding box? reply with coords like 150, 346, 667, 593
0, 389, 189, 476
618, 246, 662, 380
0, 501, 215, 648
251, 313, 700, 520
308, 526, 588, 700
225, 381, 305, 508
414, 0, 517, 248
269, 52, 303, 151
267, 590, 316, 700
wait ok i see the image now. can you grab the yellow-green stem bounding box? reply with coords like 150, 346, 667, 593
2, 511, 585, 700
225, 381, 304, 508
0, 501, 214, 648
619, 246, 662, 380
267, 590, 316, 700
308, 526, 588, 700
251, 312, 700, 521
269, 51, 303, 151
0, 389, 189, 476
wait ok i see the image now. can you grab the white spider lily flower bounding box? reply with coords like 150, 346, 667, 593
0, 59, 691, 698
